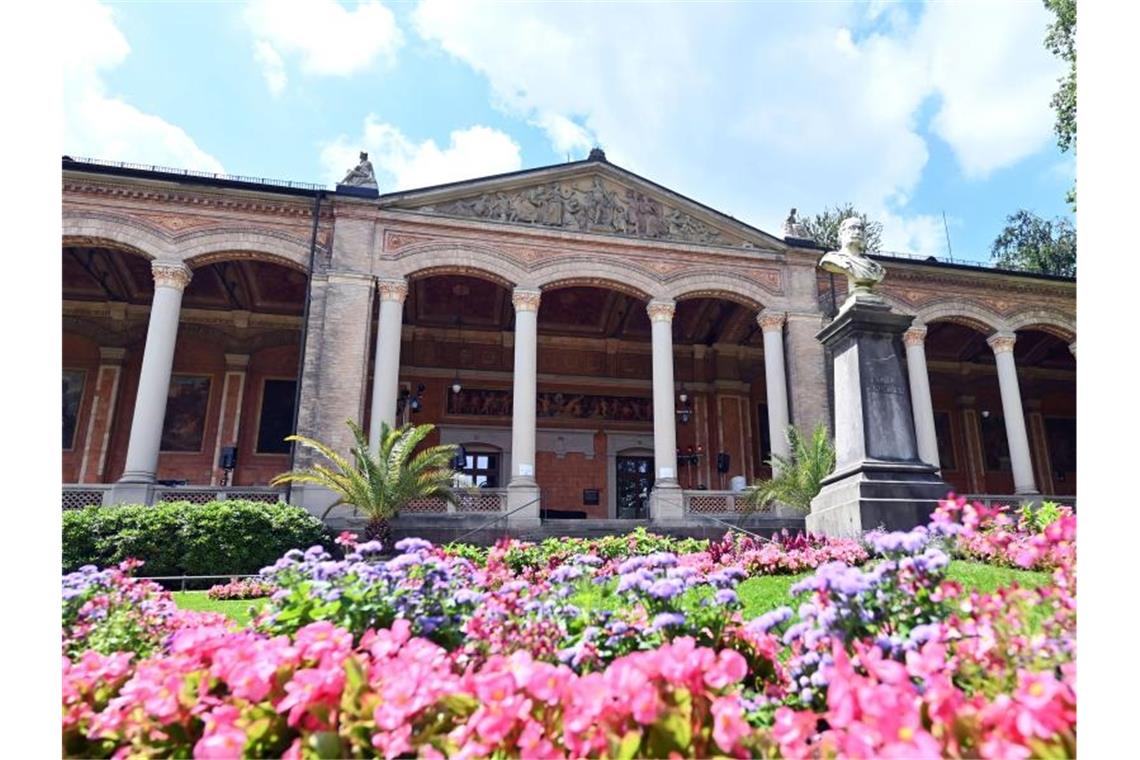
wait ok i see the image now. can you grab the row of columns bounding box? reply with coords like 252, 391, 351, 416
902, 324, 1076, 495
363, 281, 794, 516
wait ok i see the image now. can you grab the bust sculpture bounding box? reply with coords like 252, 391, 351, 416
339, 151, 377, 188
819, 216, 886, 308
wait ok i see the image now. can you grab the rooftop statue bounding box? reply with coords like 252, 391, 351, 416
819, 216, 885, 309
782, 207, 808, 239
340, 151, 378, 188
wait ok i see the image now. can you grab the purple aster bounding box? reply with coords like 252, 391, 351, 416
751, 606, 793, 633
647, 578, 684, 600
651, 612, 687, 629
394, 537, 433, 553
357, 540, 385, 556
714, 588, 739, 606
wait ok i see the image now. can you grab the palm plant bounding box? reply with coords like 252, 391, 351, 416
744, 424, 835, 513
271, 421, 458, 545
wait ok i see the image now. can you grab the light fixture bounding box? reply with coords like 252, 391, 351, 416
451, 373, 462, 394
678, 383, 689, 404
981, 409, 991, 419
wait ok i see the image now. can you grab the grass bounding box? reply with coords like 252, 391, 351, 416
171, 560, 1051, 625
172, 592, 268, 626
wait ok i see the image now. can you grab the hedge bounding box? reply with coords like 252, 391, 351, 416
62, 500, 328, 578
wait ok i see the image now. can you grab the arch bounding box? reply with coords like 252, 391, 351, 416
178, 228, 312, 272
662, 270, 783, 311
1006, 308, 1076, 342
387, 241, 527, 287
913, 301, 1010, 335
63, 211, 169, 259
529, 257, 658, 301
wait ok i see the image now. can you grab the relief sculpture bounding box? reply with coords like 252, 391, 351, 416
423, 176, 743, 246
447, 388, 654, 422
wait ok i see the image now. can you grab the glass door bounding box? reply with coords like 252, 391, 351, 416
616, 455, 654, 519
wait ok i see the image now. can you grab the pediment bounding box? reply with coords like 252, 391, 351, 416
382, 160, 785, 251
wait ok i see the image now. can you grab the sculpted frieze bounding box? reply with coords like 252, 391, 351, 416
418, 176, 749, 247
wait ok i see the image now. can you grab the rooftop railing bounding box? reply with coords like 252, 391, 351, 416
63, 156, 327, 192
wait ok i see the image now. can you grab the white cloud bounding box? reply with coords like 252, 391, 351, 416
412, 0, 1062, 256
321, 118, 522, 190
244, 0, 402, 93
253, 40, 287, 96
62, 0, 224, 172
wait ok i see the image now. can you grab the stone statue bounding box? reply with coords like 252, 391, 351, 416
782, 208, 808, 238
819, 217, 886, 308
340, 151, 378, 188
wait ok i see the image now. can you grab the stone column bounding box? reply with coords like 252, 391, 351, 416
508, 289, 542, 522
78, 347, 126, 483
368, 278, 409, 449
987, 332, 1038, 495
758, 310, 791, 470
210, 354, 249, 486
903, 324, 940, 471
116, 262, 192, 491
648, 299, 683, 521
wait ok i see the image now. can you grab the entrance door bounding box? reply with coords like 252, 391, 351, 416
616, 455, 654, 519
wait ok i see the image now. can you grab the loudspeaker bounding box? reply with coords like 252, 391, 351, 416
716, 452, 731, 473
454, 444, 467, 470
219, 446, 237, 470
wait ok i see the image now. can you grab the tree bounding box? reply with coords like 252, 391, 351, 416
743, 424, 835, 513
990, 210, 1076, 277
1044, 0, 1075, 208
799, 204, 884, 253
271, 421, 458, 545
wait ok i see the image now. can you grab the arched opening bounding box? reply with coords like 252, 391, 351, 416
672, 296, 767, 493
63, 245, 309, 486
1012, 328, 1076, 495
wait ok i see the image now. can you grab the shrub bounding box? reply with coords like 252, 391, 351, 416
62, 500, 327, 578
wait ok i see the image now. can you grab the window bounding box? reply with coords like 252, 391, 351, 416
160, 375, 211, 452
979, 413, 1011, 471
934, 411, 956, 470
460, 452, 500, 487
257, 379, 297, 454
757, 404, 771, 462
62, 369, 86, 450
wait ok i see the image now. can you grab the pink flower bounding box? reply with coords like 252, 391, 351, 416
772, 708, 818, 757
194, 705, 245, 759
711, 696, 751, 754
630, 687, 661, 724
371, 724, 413, 759
704, 649, 747, 689
526, 662, 572, 704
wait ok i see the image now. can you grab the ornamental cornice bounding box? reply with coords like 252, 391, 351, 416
903, 325, 928, 347
512, 288, 542, 312
756, 310, 786, 332
882, 266, 1075, 300
986, 332, 1017, 354
376, 278, 409, 302
151, 261, 192, 290
647, 300, 676, 323
63, 178, 324, 220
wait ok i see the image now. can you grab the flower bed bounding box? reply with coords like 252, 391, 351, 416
62, 496, 1075, 757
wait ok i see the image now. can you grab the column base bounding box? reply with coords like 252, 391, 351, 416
507, 482, 541, 528
108, 481, 154, 506
649, 482, 684, 524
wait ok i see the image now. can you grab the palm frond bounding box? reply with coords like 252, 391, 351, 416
743, 423, 835, 513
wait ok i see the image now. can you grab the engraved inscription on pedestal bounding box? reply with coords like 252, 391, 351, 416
858, 334, 918, 462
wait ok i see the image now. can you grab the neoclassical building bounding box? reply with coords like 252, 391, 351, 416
62, 152, 1076, 524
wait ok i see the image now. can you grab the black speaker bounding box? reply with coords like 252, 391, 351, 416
219, 446, 237, 470
454, 444, 467, 471
716, 452, 731, 473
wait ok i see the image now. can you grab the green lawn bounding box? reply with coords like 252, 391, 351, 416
172, 592, 268, 626
172, 560, 1050, 625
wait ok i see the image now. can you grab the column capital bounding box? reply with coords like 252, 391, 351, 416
987, 331, 1017, 354
376, 277, 409, 303
151, 261, 192, 291
647, 299, 676, 323
903, 325, 927, 347
98, 346, 127, 365
756, 309, 786, 332
512, 288, 542, 312
224, 353, 251, 370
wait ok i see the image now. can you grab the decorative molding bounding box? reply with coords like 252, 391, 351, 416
151, 261, 192, 290
512, 288, 542, 312
756, 310, 786, 332
986, 332, 1017, 354
903, 325, 928, 347
63, 178, 323, 220
377, 278, 409, 302
647, 300, 676, 323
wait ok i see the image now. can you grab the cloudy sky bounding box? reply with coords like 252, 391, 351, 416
63, 0, 1072, 262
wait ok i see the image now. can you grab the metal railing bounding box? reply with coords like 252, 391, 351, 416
63, 156, 327, 191
451, 495, 543, 545
872, 250, 1074, 279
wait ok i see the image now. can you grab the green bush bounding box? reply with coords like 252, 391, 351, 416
62, 500, 328, 578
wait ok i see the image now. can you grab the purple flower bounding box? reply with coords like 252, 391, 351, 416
751, 606, 793, 633
357, 540, 386, 556
394, 537, 432, 553
714, 589, 739, 606
647, 578, 684, 600
651, 612, 687, 630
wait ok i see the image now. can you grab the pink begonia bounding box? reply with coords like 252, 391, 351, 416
711, 695, 750, 755
704, 648, 748, 689
275, 665, 344, 728
193, 705, 245, 759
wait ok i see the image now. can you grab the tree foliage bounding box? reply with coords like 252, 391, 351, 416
272, 421, 458, 542
744, 424, 836, 513
1044, 0, 1075, 209
799, 204, 883, 253
990, 210, 1075, 277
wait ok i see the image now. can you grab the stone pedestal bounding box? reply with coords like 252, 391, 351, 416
806, 301, 948, 538
649, 483, 684, 523
507, 483, 542, 528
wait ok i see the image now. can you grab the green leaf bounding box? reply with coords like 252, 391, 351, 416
615, 729, 643, 760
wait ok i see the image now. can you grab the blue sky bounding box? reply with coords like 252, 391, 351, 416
63, 0, 1073, 263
